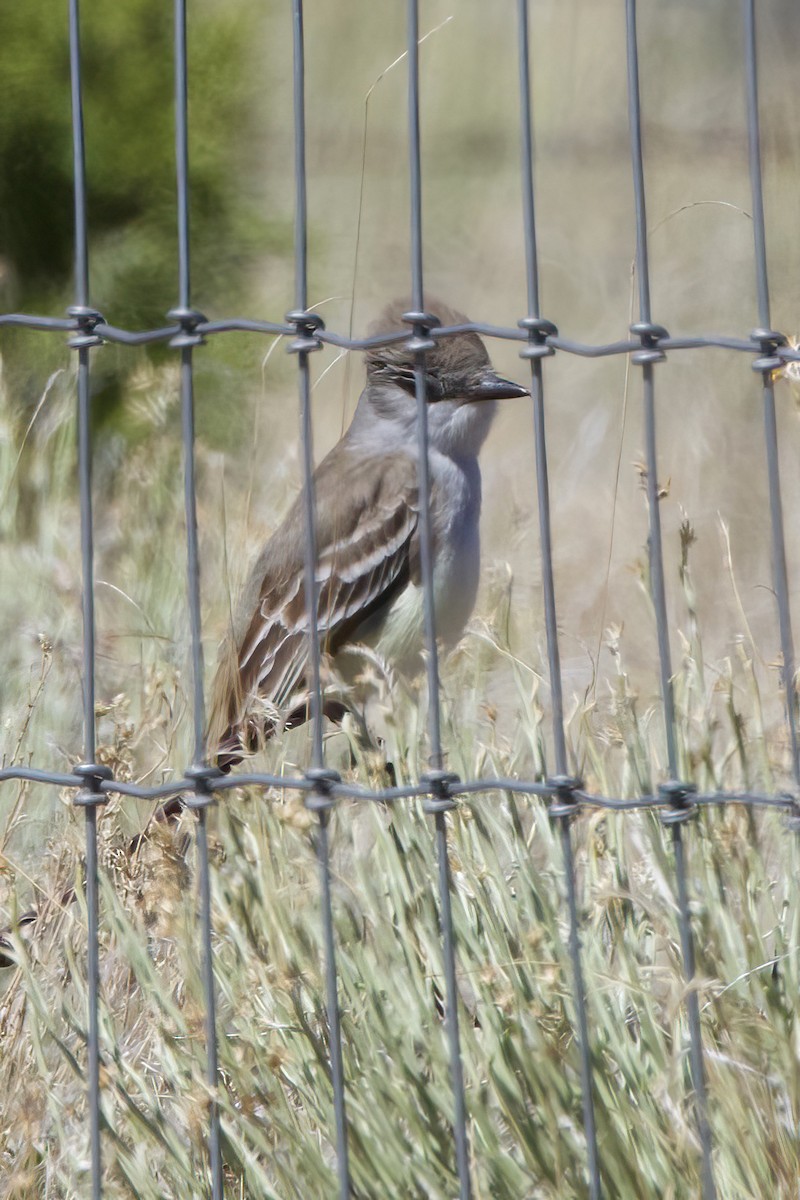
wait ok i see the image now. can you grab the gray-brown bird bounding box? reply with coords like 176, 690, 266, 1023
209, 299, 528, 769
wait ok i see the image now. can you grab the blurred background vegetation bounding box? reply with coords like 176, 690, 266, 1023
1, 3, 800, 1194
0, 0, 288, 426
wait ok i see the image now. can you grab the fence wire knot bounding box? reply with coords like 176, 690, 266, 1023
784, 798, 800, 833
518, 315, 557, 360
73, 762, 113, 807
304, 767, 341, 812
750, 326, 786, 374
286, 309, 324, 354
631, 320, 668, 366
67, 305, 104, 349
168, 306, 207, 349
546, 775, 582, 821
402, 309, 439, 354
421, 770, 459, 813
659, 780, 698, 825
180, 763, 222, 809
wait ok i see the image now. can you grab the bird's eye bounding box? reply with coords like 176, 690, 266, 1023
371, 360, 445, 400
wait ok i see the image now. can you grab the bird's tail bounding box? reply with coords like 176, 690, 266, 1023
213, 728, 246, 774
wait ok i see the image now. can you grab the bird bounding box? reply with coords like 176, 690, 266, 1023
0, 302, 532, 964
0, 301, 529, 961
207, 298, 529, 771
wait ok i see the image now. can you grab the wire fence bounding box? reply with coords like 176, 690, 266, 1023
1, 1, 799, 1198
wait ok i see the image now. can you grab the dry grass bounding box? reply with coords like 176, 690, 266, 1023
1, 350, 799, 1197
3, 2, 800, 1196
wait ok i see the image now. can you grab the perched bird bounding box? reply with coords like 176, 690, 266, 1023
209, 299, 528, 770
0, 302, 527, 963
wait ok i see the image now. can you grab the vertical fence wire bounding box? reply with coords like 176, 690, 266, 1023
516, 0, 566, 773
69, 1, 89, 322
406, 1, 443, 765
312, 800, 350, 1199
291, 0, 324, 772
171, 3, 222, 1196
173, 2, 205, 760
289, 4, 350, 1194
625, 1, 675, 767
625, 5, 716, 1198
743, 1, 770, 336
193, 800, 222, 1200
668, 810, 716, 1197
640, 365, 677, 769
68, 3, 103, 1196
742, 0, 800, 787
516, 4, 600, 1195
406, 3, 471, 1196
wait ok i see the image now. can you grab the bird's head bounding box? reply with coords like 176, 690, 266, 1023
357, 298, 529, 457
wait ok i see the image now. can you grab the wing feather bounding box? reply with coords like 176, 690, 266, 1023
209, 444, 418, 762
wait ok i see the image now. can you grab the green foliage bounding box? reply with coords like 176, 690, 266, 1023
0, 0, 290, 421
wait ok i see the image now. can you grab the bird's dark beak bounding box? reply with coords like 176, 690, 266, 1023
466, 369, 529, 402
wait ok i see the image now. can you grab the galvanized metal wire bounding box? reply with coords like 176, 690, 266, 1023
288, 4, 350, 1193
517, 3, 599, 1194
2, 2, 800, 1198
624, 3, 715, 1196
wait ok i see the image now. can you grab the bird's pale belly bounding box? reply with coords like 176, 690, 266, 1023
356, 521, 480, 670
341, 451, 481, 671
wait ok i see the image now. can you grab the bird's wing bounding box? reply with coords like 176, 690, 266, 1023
210, 445, 419, 756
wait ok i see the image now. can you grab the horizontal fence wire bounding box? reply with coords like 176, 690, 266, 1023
1, 766, 798, 813
2, 1, 800, 1199
4, 310, 800, 359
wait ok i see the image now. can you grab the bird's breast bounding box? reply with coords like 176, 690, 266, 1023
376, 452, 481, 663
430, 455, 482, 646
339, 451, 482, 676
